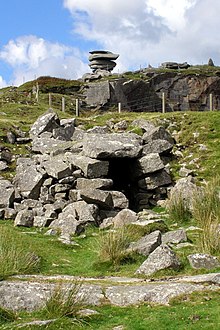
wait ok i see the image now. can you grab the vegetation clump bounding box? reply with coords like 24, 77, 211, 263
167, 191, 192, 223
97, 226, 139, 267
44, 281, 86, 322
0, 226, 41, 280
0, 306, 17, 325
192, 177, 220, 254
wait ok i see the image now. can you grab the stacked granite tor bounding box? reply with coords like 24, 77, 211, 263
88, 50, 119, 72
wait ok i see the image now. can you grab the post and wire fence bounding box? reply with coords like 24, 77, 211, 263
0, 85, 218, 116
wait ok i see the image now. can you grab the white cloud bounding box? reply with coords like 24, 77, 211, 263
1, 0, 220, 87
63, 0, 220, 68
147, 0, 196, 29
0, 76, 7, 88
0, 36, 88, 86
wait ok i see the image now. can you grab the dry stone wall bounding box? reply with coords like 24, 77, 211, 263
0, 110, 175, 241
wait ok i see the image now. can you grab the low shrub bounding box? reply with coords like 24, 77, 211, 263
0, 226, 41, 279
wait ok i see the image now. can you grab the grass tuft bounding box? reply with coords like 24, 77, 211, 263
167, 192, 192, 223
0, 226, 41, 280
44, 281, 86, 320
97, 226, 139, 267
192, 177, 220, 254
0, 306, 17, 324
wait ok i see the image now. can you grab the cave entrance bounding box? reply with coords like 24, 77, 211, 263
108, 158, 137, 210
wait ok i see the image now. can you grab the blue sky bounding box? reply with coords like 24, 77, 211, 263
0, 0, 220, 87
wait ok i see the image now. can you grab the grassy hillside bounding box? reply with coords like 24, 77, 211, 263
0, 78, 220, 329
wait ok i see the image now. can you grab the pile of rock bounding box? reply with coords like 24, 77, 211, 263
0, 110, 176, 243
88, 50, 119, 72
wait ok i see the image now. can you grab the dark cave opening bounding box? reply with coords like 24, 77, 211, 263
108, 158, 137, 210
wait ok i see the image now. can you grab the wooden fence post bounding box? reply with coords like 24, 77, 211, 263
36, 83, 39, 103
76, 99, 80, 116
209, 93, 213, 111
118, 102, 122, 113
62, 97, 65, 112
162, 92, 166, 113
49, 93, 52, 107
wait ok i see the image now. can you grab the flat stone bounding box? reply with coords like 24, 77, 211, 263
17, 319, 57, 328
42, 155, 72, 179
0, 281, 103, 311
133, 153, 164, 178
131, 119, 155, 132
105, 282, 207, 306
110, 191, 129, 209
29, 110, 59, 138
67, 154, 109, 179
83, 133, 143, 159
112, 209, 138, 228
76, 178, 113, 190
32, 134, 73, 154
175, 242, 194, 249
187, 254, 220, 269
80, 189, 113, 210
162, 229, 188, 244
87, 126, 111, 134
0, 160, 8, 170
128, 230, 162, 256
14, 209, 34, 227
49, 184, 71, 195
0, 179, 15, 208
138, 169, 172, 190
13, 158, 44, 199
135, 245, 181, 276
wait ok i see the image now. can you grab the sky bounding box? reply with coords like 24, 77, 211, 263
0, 0, 220, 87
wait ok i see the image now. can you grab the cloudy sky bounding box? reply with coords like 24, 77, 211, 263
0, 0, 219, 87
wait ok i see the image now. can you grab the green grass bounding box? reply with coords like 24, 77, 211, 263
167, 191, 192, 224
0, 222, 145, 278
0, 225, 41, 280
191, 177, 220, 255
43, 281, 86, 321
0, 306, 17, 325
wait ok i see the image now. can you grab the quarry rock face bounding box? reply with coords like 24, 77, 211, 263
81, 72, 220, 111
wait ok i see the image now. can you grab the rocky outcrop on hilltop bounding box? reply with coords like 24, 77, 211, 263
88, 50, 119, 72
82, 50, 119, 82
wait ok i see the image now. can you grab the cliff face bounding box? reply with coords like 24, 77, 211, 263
82, 72, 220, 111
